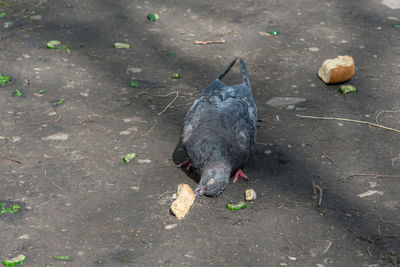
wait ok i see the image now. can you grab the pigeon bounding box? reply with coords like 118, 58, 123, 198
180, 58, 257, 197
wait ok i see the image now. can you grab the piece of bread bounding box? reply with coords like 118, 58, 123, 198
318, 56, 354, 84
170, 184, 195, 219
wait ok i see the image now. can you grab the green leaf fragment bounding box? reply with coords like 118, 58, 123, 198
12, 204, 21, 212
267, 31, 279, 35
14, 90, 23, 96
2, 254, 26, 266
95, 259, 104, 264
130, 80, 139, 88
226, 201, 247, 210
171, 72, 180, 79
0, 12, 6, 18
23, 14, 30, 19
52, 98, 65, 106
53, 256, 71, 261
114, 43, 131, 49
0, 75, 11, 86
147, 13, 159, 21
168, 52, 174, 58
339, 85, 357, 94
393, 24, 400, 29
46, 40, 61, 49
0, 202, 21, 215
47, 41, 70, 53
39, 89, 48, 94
123, 153, 136, 164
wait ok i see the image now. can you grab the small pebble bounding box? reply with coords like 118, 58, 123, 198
308, 47, 320, 52
77, 251, 85, 256
4, 21, 12, 28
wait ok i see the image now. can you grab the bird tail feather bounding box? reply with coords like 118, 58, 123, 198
218, 58, 238, 81
217, 58, 251, 89
239, 59, 251, 89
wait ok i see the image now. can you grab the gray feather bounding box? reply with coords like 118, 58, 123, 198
181, 59, 257, 197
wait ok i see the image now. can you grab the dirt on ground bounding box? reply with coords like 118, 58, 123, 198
0, 0, 400, 266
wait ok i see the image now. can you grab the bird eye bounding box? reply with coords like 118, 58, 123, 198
207, 178, 215, 185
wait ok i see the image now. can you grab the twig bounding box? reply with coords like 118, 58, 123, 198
296, 114, 400, 134
0, 155, 22, 165
338, 173, 377, 180
312, 177, 323, 207
194, 40, 226, 45
375, 109, 400, 125
51, 181, 64, 191
323, 240, 332, 254
32, 107, 61, 125
378, 215, 400, 226
156, 91, 179, 115
136, 177, 141, 191
141, 121, 156, 137
256, 142, 273, 146
322, 152, 336, 166
134, 85, 165, 98
339, 173, 400, 180
366, 246, 373, 257
173, 101, 193, 107
71, 118, 96, 126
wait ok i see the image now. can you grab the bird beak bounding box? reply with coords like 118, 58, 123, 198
194, 185, 206, 197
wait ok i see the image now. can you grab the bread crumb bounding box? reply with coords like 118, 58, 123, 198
170, 184, 195, 219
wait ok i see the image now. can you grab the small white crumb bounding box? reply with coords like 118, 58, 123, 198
126, 67, 142, 74
369, 182, 378, 188
18, 234, 30, 239
119, 130, 131, 135
42, 133, 69, 141
288, 256, 296, 261
137, 159, 151, 164
165, 224, 178, 230
11, 136, 21, 143
123, 117, 147, 123
308, 47, 320, 52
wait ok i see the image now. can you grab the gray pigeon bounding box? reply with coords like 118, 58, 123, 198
180, 58, 257, 197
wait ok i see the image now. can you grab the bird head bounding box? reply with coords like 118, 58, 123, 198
194, 166, 230, 197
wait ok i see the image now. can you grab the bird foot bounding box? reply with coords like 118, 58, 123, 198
232, 169, 248, 183
177, 159, 192, 170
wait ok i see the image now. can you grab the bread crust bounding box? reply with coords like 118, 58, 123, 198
318, 56, 355, 84
328, 64, 354, 84
170, 184, 195, 219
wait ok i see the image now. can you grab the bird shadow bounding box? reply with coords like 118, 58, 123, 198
172, 141, 200, 184
171, 140, 291, 187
